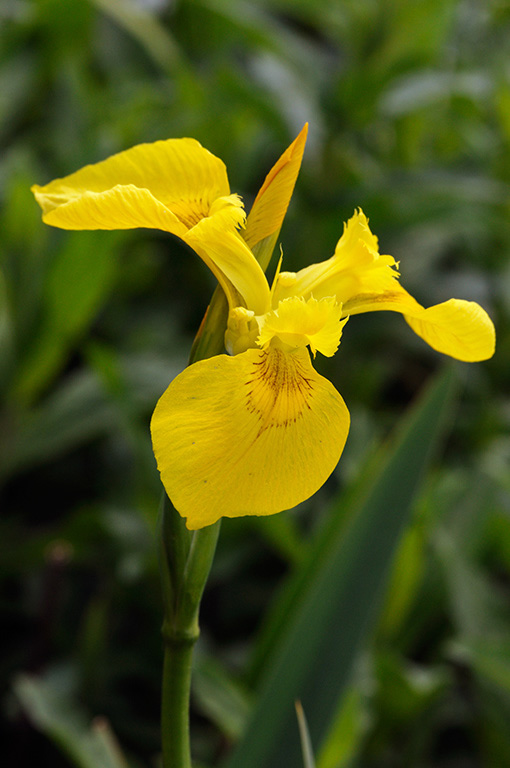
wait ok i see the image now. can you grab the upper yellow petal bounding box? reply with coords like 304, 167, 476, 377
150, 346, 350, 529
244, 124, 308, 250
274, 209, 399, 305
32, 137, 230, 232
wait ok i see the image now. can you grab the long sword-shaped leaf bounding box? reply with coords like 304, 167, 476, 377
226, 366, 457, 768
14, 672, 130, 768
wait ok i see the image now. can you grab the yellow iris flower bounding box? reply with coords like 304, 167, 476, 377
32, 128, 495, 530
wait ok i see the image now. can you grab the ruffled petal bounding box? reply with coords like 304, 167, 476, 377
274, 209, 399, 305
32, 137, 230, 231
343, 286, 495, 362
271, 207, 495, 364
151, 346, 350, 529
244, 125, 308, 249
257, 296, 347, 357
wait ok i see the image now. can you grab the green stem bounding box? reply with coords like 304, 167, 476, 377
160, 507, 221, 768
161, 634, 196, 768
180, 523, 221, 628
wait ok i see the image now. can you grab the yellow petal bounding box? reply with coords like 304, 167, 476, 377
151, 346, 350, 529
32, 137, 230, 231
258, 296, 347, 357
343, 287, 495, 362
32, 184, 189, 235
342, 286, 423, 317
244, 124, 308, 250
183, 201, 271, 315
405, 299, 496, 362
274, 208, 399, 305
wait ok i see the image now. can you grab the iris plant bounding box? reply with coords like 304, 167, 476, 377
32, 126, 495, 768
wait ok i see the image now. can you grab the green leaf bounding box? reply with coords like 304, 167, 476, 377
87, 0, 182, 74
316, 682, 368, 768
226, 366, 457, 768
3, 352, 176, 480
376, 516, 428, 640
13, 231, 123, 405
14, 670, 130, 768
193, 654, 252, 740
295, 701, 316, 768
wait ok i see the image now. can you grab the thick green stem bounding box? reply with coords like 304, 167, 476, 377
161, 634, 196, 768
159, 504, 221, 768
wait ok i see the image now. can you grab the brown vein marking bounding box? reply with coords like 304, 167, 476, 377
244, 348, 315, 437
343, 290, 417, 313
170, 197, 209, 229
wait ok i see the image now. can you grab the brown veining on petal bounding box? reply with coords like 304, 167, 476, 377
169, 198, 210, 228
244, 348, 315, 435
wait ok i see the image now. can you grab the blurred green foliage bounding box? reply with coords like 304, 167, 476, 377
1, 0, 509, 766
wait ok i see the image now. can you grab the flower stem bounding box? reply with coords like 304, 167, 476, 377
159, 493, 221, 768
161, 634, 195, 768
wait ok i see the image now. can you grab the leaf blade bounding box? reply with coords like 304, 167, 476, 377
226, 366, 458, 768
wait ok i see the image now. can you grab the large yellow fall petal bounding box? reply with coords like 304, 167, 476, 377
343, 287, 495, 362
151, 346, 350, 529
31, 137, 230, 231
244, 124, 308, 249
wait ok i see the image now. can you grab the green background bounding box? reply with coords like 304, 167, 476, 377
1, 1, 509, 766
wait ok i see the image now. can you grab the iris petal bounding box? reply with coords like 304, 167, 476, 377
405, 298, 496, 362
31, 137, 230, 231
151, 346, 350, 529
32, 184, 189, 235
244, 124, 308, 249
275, 209, 495, 363
343, 287, 495, 362
183, 202, 271, 315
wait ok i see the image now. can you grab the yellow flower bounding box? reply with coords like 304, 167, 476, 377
32, 131, 495, 530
